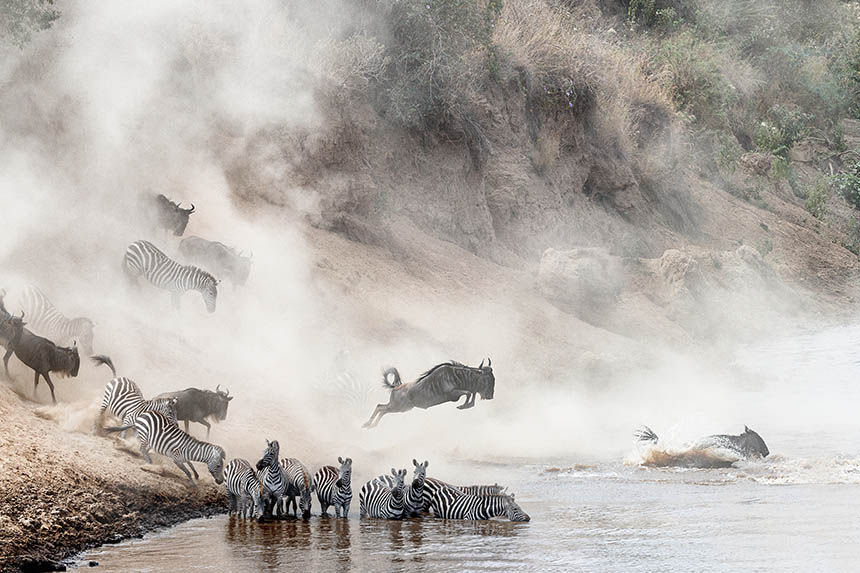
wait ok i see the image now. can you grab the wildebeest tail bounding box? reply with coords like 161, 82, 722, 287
92, 354, 117, 376
381, 367, 401, 389
635, 425, 659, 443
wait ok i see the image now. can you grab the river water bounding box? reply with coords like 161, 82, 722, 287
76, 325, 860, 572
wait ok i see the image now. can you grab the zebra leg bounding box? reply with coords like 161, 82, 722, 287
320, 502, 329, 518
342, 501, 350, 518
174, 459, 197, 487
188, 462, 200, 480
228, 492, 237, 515
140, 444, 153, 464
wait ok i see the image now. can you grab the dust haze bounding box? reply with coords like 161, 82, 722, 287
0, 0, 848, 489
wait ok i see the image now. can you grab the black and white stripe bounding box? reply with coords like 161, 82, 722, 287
114, 411, 225, 487
458, 484, 505, 496
225, 458, 264, 519
359, 468, 406, 519
93, 355, 176, 437
375, 459, 428, 517
122, 240, 219, 313
20, 286, 94, 355
312, 456, 352, 518
429, 485, 530, 521
281, 458, 313, 520
421, 477, 506, 513
255, 440, 287, 518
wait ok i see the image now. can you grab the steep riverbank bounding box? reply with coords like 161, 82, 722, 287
0, 386, 225, 572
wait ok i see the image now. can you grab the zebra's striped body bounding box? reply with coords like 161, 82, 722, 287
122, 240, 219, 313
359, 468, 406, 519
20, 286, 95, 355
429, 485, 530, 521
225, 458, 264, 519
93, 355, 176, 437
375, 459, 428, 517
312, 457, 352, 518
121, 411, 225, 487
255, 440, 287, 518
421, 477, 506, 513
281, 458, 313, 520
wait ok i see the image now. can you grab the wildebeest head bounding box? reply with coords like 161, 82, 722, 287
256, 439, 280, 471
411, 459, 428, 489
336, 456, 352, 489
0, 312, 26, 345
212, 384, 233, 421
54, 342, 81, 378
208, 446, 226, 485
155, 194, 195, 236
504, 493, 530, 522
476, 358, 495, 400
740, 425, 769, 458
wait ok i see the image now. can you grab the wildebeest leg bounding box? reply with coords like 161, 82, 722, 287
456, 392, 475, 410
2, 349, 11, 377
32, 371, 40, 399
362, 404, 388, 429
198, 419, 211, 438
43, 372, 57, 404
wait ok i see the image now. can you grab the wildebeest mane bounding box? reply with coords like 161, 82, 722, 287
416, 361, 474, 382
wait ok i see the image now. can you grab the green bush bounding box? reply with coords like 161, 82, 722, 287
754, 104, 812, 157
804, 178, 829, 219
831, 160, 860, 210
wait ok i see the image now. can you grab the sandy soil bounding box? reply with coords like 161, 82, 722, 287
0, 386, 224, 572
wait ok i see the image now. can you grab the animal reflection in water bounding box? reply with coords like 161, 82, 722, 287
635, 425, 770, 468
363, 359, 495, 429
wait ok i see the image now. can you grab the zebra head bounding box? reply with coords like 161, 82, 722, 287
336, 456, 352, 489
256, 439, 280, 471
476, 358, 494, 400
504, 493, 530, 522
390, 468, 407, 500
208, 446, 226, 485
201, 276, 219, 313
411, 459, 428, 490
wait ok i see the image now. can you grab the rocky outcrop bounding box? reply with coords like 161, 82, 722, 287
537, 247, 624, 322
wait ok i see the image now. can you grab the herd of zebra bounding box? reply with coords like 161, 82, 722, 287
0, 193, 530, 525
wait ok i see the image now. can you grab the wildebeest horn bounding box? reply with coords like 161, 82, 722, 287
216, 384, 220, 393
186, 203, 195, 213
479, 359, 485, 368
488, 357, 492, 367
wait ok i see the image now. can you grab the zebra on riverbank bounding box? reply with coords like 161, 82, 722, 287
281, 458, 313, 520
93, 355, 177, 437
255, 440, 287, 518
312, 457, 352, 518
225, 458, 265, 519
106, 411, 225, 487
359, 468, 406, 519
429, 485, 530, 521
20, 286, 95, 355
122, 240, 219, 313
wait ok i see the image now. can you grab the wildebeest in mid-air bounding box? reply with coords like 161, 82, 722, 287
635, 425, 770, 468
362, 359, 495, 429
179, 236, 252, 288
151, 193, 195, 236
154, 385, 233, 437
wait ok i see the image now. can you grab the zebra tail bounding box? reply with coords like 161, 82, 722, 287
104, 423, 134, 434
92, 355, 117, 376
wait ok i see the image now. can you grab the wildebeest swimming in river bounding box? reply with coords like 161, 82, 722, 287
635, 425, 769, 468
362, 359, 495, 429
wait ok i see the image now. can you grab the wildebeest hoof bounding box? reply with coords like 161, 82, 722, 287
457, 404, 473, 410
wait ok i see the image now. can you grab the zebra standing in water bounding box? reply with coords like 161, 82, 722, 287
225, 458, 265, 519
430, 485, 530, 521
122, 240, 219, 313
374, 459, 428, 518
255, 440, 287, 519
281, 458, 314, 520
20, 286, 95, 355
359, 468, 406, 519
107, 411, 225, 487
312, 456, 352, 518
93, 355, 177, 436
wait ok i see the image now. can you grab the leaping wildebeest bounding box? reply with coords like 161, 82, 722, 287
152, 193, 195, 236
362, 359, 495, 429
154, 385, 233, 437
3, 326, 80, 404
179, 236, 252, 288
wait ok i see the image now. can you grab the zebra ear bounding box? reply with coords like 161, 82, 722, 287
338, 456, 344, 464
424, 460, 429, 468
346, 458, 352, 465
391, 468, 397, 476
413, 458, 418, 467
